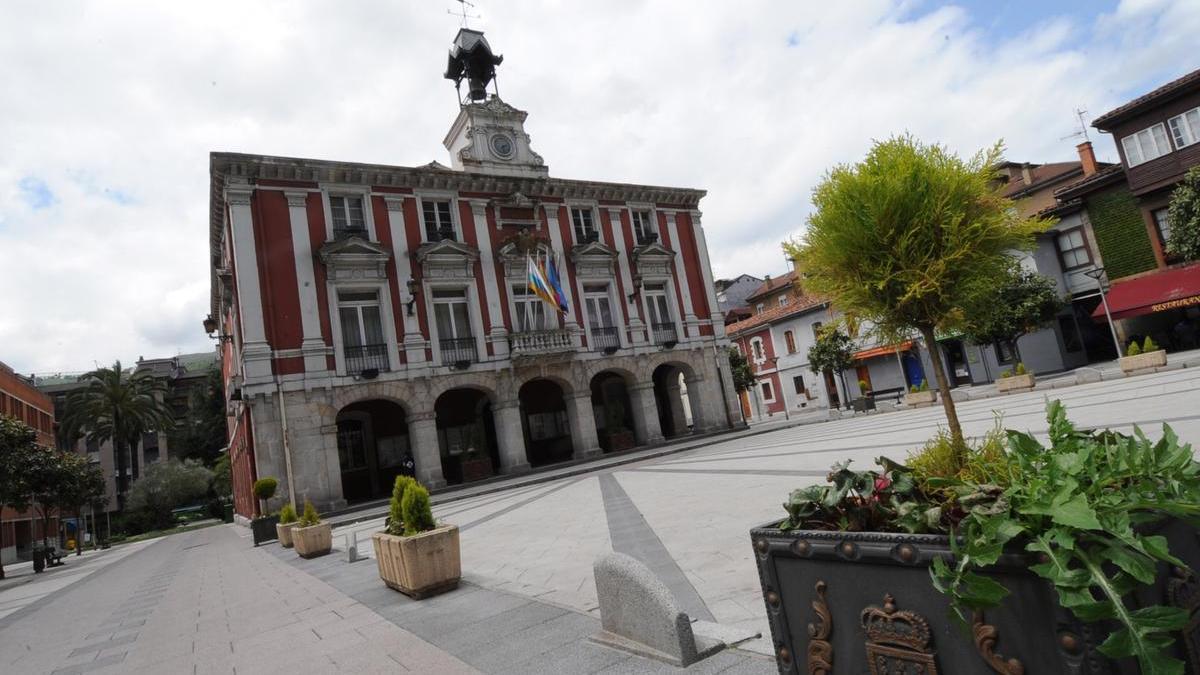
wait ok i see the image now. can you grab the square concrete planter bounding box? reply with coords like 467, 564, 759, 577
996, 372, 1035, 393
292, 522, 332, 558
750, 518, 1200, 674
250, 515, 279, 546
372, 524, 461, 599
276, 522, 295, 548
903, 390, 936, 408
1120, 349, 1167, 374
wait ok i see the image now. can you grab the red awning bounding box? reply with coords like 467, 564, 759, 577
1091, 264, 1200, 321
854, 341, 914, 361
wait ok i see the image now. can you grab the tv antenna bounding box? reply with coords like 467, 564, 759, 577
1059, 107, 1091, 143
449, 0, 480, 28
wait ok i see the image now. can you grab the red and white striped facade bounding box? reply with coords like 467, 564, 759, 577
210, 97, 741, 516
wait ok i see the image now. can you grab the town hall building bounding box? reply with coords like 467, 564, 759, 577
208, 29, 740, 518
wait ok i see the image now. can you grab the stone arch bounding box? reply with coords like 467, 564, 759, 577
433, 387, 500, 485
334, 398, 411, 503
652, 360, 700, 439
590, 369, 638, 452
518, 377, 575, 467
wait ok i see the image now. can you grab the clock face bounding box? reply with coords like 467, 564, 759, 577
490, 134, 514, 159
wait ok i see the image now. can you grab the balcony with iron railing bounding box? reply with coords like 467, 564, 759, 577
590, 326, 620, 353
439, 336, 478, 366
344, 343, 390, 373
333, 226, 370, 241
651, 322, 679, 346
509, 329, 575, 358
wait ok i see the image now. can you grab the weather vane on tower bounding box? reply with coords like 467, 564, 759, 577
448, 0, 480, 28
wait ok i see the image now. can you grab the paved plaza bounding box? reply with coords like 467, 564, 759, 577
1, 366, 1197, 673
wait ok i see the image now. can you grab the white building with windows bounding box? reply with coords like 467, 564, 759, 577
209, 29, 740, 517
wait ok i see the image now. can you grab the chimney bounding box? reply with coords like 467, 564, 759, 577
1076, 141, 1098, 176
1020, 164, 1033, 185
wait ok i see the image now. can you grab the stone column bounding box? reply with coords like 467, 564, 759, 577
492, 400, 531, 474
629, 383, 664, 445
566, 392, 602, 459
665, 376, 689, 436
470, 200, 510, 359
408, 412, 446, 489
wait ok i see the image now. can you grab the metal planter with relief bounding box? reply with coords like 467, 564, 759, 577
750, 520, 1200, 674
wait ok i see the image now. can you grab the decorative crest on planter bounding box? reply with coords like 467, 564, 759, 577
1168, 567, 1200, 671
860, 594, 939, 675
807, 581, 833, 675
971, 611, 1025, 675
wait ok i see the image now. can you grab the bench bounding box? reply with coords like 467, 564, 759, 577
870, 387, 905, 403
42, 547, 65, 566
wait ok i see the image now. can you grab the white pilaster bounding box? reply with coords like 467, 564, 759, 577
690, 210, 725, 338
285, 191, 328, 374
543, 205, 582, 344
409, 412, 446, 489
383, 196, 427, 365
608, 207, 646, 345
493, 400, 531, 474
470, 200, 509, 358
227, 182, 272, 382
665, 212, 699, 341
566, 392, 601, 459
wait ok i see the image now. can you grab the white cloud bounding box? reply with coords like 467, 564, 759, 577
0, 0, 1195, 373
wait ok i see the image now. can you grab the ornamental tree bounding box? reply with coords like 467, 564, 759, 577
0, 415, 40, 578
727, 347, 755, 392
786, 136, 1045, 457
1166, 165, 1200, 261
126, 459, 214, 531
961, 260, 1064, 366
806, 327, 855, 405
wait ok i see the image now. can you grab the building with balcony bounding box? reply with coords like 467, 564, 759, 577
209, 29, 740, 517
1, 360, 60, 564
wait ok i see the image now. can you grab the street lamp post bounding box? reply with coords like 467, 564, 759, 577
1085, 267, 1123, 358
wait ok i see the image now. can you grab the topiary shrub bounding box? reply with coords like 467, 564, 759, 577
909, 384, 919, 394
252, 477, 278, 516
401, 484, 436, 536
1126, 340, 1142, 357
279, 502, 297, 525
1014, 362, 1027, 376
1143, 336, 1159, 353
919, 379, 929, 392
386, 475, 417, 536
999, 369, 1012, 378
298, 500, 320, 527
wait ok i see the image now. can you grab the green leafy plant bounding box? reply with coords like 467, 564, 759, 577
961, 261, 1063, 366
929, 401, 1200, 674
1166, 165, 1200, 262
1143, 336, 1160, 353
386, 475, 416, 536
728, 347, 755, 393
252, 477, 278, 517
1127, 340, 1142, 357
401, 484, 436, 536
1014, 362, 1027, 376
909, 384, 920, 394
919, 379, 929, 392
298, 500, 320, 527
279, 502, 297, 525
999, 369, 1012, 378
858, 379, 870, 394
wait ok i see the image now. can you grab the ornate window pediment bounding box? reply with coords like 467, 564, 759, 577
631, 241, 675, 277
318, 237, 391, 281
497, 235, 553, 281
570, 240, 618, 280
416, 238, 480, 280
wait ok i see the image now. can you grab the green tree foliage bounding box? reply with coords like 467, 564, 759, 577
0, 415, 39, 578
727, 347, 755, 392
962, 260, 1063, 364
211, 452, 232, 499
298, 500, 320, 527
401, 484, 436, 536
387, 475, 417, 536
805, 327, 855, 375
1166, 166, 1200, 261
53, 453, 106, 554
278, 502, 297, 525
167, 368, 227, 464
59, 362, 174, 510
786, 136, 1045, 454
125, 459, 213, 531
252, 477, 278, 517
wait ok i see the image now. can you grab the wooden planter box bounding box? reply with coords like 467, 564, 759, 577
292, 522, 332, 558
276, 522, 295, 548
750, 519, 1200, 674
996, 372, 1035, 393
903, 390, 937, 408
460, 456, 494, 483
1120, 349, 1167, 374
372, 525, 461, 599
250, 515, 279, 546
605, 429, 637, 452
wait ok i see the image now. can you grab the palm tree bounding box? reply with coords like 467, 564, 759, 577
60, 362, 174, 511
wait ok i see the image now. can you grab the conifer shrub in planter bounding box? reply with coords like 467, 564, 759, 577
996, 362, 1035, 393
276, 502, 297, 548
751, 401, 1200, 674
372, 476, 460, 599
250, 477, 280, 546
1121, 337, 1168, 374
904, 380, 937, 407
291, 500, 332, 558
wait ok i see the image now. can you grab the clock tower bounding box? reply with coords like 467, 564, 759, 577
441, 29, 548, 178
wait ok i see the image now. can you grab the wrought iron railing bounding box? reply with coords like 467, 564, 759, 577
591, 326, 620, 352
344, 343, 390, 373
333, 226, 369, 241
440, 336, 478, 364
635, 231, 659, 246
651, 322, 678, 345
509, 329, 574, 357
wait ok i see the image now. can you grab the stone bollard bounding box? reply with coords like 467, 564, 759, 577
1074, 367, 1102, 385
590, 552, 723, 667
345, 531, 358, 563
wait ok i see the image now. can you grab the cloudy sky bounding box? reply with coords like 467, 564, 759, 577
1, 0, 1197, 374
